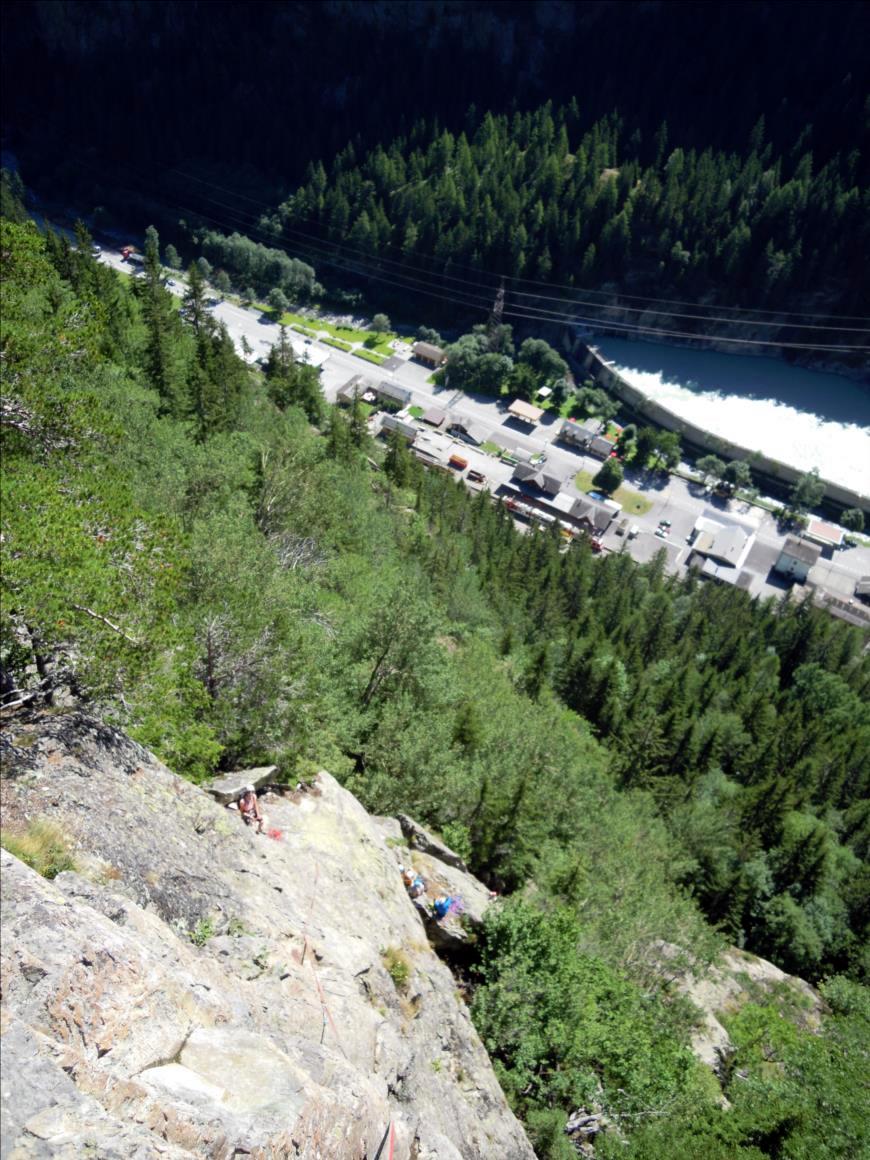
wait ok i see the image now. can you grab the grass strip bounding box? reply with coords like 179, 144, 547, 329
353, 348, 386, 366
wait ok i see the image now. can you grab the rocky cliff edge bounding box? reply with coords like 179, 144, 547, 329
0, 712, 535, 1160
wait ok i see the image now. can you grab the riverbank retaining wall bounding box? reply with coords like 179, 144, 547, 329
574, 340, 870, 518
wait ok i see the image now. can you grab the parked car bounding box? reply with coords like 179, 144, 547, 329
628, 525, 639, 539
467, 469, 486, 484
91, 243, 102, 255
658, 518, 672, 528
655, 527, 668, 539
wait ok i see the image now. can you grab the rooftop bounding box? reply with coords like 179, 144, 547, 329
710, 525, 749, 565
779, 535, 822, 566
513, 462, 563, 496
589, 435, 615, 454
508, 399, 544, 424
337, 373, 366, 399
805, 519, 845, 548
699, 558, 749, 586
569, 495, 614, 531
821, 595, 870, 628
412, 341, 446, 362
559, 419, 602, 444
691, 521, 752, 568
422, 407, 447, 427
377, 379, 411, 402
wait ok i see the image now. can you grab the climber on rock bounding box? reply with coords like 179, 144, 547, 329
400, 865, 426, 899
238, 784, 265, 834
432, 895, 453, 921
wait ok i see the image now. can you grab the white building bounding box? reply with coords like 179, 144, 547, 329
804, 519, 844, 551
689, 515, 755, 571
775, 536, 822, 583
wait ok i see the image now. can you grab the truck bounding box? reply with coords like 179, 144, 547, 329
121, 246, 144, 267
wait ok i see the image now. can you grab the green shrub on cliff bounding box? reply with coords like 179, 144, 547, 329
1, 821, 76, 879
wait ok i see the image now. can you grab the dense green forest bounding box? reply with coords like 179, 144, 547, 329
275, 102, 870, 326
2, 201, 868, 1156
4, 1, 868, 194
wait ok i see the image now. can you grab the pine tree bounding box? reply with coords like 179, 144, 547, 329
182, 262, 213, 336
265, 326, 323, 422
140, 226, 186, 415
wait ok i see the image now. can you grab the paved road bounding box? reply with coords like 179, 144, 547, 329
94, 245, 870, 604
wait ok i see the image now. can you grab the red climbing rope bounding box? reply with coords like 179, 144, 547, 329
305, 933, 348, 1059
373, 1120, 396, 1160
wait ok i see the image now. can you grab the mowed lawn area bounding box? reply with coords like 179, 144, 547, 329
574, 469, 652, 515
255, 304, 412, 355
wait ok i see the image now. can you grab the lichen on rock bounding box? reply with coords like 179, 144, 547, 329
0, 712, 535, 1159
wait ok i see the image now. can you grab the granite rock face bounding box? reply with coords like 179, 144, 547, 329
0, 712, 535, 1160
375, 816, 494, 955
649, 940, 825, 1080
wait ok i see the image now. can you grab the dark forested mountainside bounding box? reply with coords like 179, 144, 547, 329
2, 197, 870, 1157
276, 103, 870, 323
3, 1, 868, 200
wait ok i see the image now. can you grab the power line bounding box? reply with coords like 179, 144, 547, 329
34, 151, 870, 352
148, 162, 870, 335
163, 162, 870, 326
133, 191, 870, 350
14, 119, 870, 325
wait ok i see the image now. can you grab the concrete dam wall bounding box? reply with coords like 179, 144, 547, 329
574, 341, 870, 518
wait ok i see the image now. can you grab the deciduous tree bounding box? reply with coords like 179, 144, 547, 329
791, 468, 825, 512
592, 457, 624, 494
724, 459, 753, 490
696, 454, 726, 485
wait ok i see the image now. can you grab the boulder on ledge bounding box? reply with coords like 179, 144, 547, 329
206, 765, 277, 805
